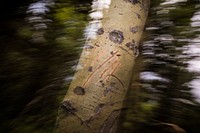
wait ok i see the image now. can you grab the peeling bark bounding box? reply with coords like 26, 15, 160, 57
54, 0, 150, 133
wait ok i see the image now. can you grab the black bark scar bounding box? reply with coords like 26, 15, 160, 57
97, 28, 104, 35
61, 101, 91, 128
73, 86, 85, 95
124, 0, 139, 4
61, 101, 77, 114
88, 66, 93, 72
109, 30, 124, 44
94, 103, 105, 114
134, 12, 142, 20
130, 26, 141, 34
126, 41, 136, 51
126, 40, 140, 56
124, 0, 144, 10
84, 44, 94, 49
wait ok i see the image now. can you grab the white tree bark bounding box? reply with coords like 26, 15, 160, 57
54, 0, 150, 132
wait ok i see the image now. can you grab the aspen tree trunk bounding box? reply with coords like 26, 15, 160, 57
54, 0, 150, 133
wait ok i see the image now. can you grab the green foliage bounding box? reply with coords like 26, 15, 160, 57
118, 1, 200, 133
0, 0, 90, 132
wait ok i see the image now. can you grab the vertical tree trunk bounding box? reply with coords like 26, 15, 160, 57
54, 0, 150, 132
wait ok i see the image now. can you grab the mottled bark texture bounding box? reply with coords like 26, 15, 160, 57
54, 0, 150, 132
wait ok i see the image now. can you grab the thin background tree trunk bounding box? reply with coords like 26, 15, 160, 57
54, 0, 150, 132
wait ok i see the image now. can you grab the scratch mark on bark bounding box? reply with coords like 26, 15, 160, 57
83, 51, 119, 87
92, 96, 103, 103
108, 74, 125, 89
103, 60, 119, 81
119, 46, 135, 57
91, 49, 106, 67
106, 60, 121, 81
100, 66, 111, 78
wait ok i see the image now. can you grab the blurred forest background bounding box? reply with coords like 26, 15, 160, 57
0, 0, 91, 132
1, 0, 200, 133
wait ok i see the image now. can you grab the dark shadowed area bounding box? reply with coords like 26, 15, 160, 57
1, 0, 200, 133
